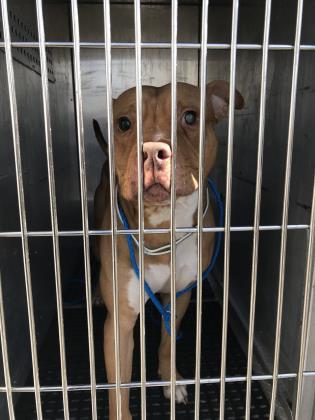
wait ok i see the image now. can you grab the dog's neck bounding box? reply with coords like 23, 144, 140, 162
118, 188, 207, 251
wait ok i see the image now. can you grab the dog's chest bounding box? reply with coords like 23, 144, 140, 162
127, 234, 198, 313
127, 192, 199, 313
148, 232, 198, 290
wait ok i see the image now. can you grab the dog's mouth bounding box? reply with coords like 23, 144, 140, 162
143, 183, 170, 202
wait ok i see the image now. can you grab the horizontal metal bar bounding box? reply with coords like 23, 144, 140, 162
303, 371, 315, 377
0, 224, 310, 238
2, 372, 315, 394
0, 41, 315, 50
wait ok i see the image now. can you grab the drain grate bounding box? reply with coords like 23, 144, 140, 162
15, 297, 272, 419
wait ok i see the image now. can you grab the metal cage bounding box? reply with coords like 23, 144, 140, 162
0, 0, 314, 419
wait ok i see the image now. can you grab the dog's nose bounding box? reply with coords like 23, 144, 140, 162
143, 142, 171, 168
142, 142, 172, 191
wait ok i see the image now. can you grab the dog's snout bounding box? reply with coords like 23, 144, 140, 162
142, 142, 172, 192
143, 142, 171, 165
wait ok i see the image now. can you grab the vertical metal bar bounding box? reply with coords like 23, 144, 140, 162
0, 273, 15, 420
35, 1, 70, 418
219, 0, 239, 419
194, 0, 209, 418
0, 1, 43, 418
269, 1, 304, 418
103, 1, 122, 419
134, 0, 147, 418
244, 0, 272, 418
69, 1, 97, 418
170, 0, 178, 418
293, 176, 315, 419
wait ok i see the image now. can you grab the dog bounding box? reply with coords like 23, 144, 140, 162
93, 81, 244, 419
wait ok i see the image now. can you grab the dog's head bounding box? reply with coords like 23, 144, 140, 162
94, 81, 244, 204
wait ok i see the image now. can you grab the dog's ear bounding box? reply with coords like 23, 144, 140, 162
93, 119, 108, 156
207, 80, 244, 122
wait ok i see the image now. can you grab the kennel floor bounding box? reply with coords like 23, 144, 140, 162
15, 292, 272, 419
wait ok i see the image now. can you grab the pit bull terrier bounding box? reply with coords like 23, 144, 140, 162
93, 81, 244, 419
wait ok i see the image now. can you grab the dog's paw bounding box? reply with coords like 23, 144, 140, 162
163, 383, 188, 404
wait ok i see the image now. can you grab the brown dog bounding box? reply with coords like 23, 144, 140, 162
93, 81, 244, 419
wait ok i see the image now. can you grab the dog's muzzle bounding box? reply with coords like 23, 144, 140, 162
142, 141, 172, 201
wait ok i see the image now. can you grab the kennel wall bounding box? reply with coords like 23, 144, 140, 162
0, 0, 314, 419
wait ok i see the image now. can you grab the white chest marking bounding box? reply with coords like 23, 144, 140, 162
126, 264, 170, 313
175, 233, 198, 292
147, 190, 198, 227
127, 233, 198, 313
127, 191, 199, 313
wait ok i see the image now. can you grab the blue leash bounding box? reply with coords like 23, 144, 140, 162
118, 178, 223, 339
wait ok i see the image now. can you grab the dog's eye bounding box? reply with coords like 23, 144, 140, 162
118, 116, 131, 132
184, 111, 196, 125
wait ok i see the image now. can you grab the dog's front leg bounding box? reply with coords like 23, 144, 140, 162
158, 290, 191, 404
104, 306, 137, 420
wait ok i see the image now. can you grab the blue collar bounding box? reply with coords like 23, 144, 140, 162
117, 178, 223, 339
